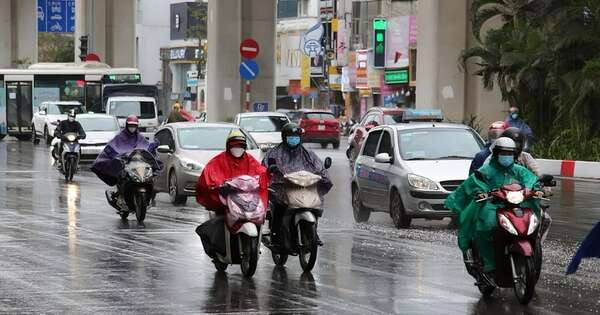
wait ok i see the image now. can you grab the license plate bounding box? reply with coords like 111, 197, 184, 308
318, 125, 325, 130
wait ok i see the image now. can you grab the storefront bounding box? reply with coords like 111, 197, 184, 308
161, 46, 205, 113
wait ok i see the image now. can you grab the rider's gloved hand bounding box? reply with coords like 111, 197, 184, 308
218, 184, 232, 197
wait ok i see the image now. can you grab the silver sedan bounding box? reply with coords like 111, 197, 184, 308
351, 123, 484, 228
153, 122, 262, 205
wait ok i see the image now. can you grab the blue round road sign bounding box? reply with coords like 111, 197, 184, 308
239, 60, 259, 80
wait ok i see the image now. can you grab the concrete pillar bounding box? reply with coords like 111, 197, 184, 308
241, 0, 276, 112
74, 0, 87, 62
0, 0, 12, 67
90, 0, 107, 61
206, 0, 276, 122
15, 0, 37, 65
206, 0, 242, 122
416, 0, 468, 122
105, 0, 135, 67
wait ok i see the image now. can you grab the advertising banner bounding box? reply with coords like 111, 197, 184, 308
386, 16, 410, 68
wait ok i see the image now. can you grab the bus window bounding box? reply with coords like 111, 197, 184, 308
0, 78, 5, 136
34, 76, 85, 110
85, 82, 102, 113
109, 100, 156, 119
102, 74, 141, 84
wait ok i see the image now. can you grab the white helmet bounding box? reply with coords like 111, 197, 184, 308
492, 137, 517, 157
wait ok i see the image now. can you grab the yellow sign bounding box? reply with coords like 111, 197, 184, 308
301, 55, 310, 91
332, 18, 338, 32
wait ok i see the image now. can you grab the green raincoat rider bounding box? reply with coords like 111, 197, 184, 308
445, 137, 541, 273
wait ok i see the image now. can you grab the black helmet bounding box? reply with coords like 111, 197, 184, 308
281, 122, 304, 142
501, 127, 523, 154
492, 137, 517, 158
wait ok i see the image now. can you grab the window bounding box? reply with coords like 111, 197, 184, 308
362, 130, 382, 157
363, 114, 380, 126
378, 130, 393, 157
78, 117, 119, 132
383, 113, 404, 124
177, 127, 258, 150
239, 116, 289, 132
278, 0, 298, 18
305, 112, 336, 120
155, 129, 175, 150
109, 101, 155, 119
398, 128, 484, 160
47, 104, 85, 115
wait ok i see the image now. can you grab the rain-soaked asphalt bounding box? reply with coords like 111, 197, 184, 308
0, 138, 599, 314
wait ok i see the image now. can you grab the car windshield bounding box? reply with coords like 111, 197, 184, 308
239, 116, 288, 132
109, 101, 155, 119
177, 127, 258, 150
305, 112, 335, 120
47, 104, 84, 115
383, 113, 404, 124
78, 117, 119, 132
398, 128, 483, 160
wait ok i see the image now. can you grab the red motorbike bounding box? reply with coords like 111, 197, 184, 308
466, 175, 554, 305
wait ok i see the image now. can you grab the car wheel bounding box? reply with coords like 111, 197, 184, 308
390, 190, 411, 228
352, 184, 370, 222
44, 126, 52, 145
169, 171, 187, 206
320, 143, 328, 149
332, 141, 340, 149
31, 125, 39, 144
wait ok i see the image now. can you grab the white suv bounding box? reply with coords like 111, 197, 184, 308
32, 101, 85, 144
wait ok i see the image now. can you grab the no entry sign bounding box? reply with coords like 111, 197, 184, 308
240, 38, 260, 59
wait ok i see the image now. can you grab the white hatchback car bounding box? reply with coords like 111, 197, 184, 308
32, 101, 85, 144
351, 123, 484, 228
234, 112, 290, 151
76, 113, 120, 160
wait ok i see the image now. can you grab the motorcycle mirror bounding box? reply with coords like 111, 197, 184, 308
268, 164, 279, 174
538, 174, 556, 187
267, 157, 277, 166
324, 157, 332, 169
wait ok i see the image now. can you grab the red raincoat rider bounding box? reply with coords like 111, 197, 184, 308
196, 130, 269, 213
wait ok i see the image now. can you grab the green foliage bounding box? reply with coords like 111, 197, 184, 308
464, 0, 600, 160
38, 33, 74, 63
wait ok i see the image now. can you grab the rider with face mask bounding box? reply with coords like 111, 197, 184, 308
55, 109, 86, 167
262, 122, 333, 247
446, 137, 541, 279
196, 130, 269, 214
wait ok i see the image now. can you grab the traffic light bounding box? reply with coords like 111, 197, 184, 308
373, 18, 387, 68
79, 35, 88, 61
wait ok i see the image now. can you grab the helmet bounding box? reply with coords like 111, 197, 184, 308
68, 109, 77, 119
487, 121, 507, 141
501, 127, 523, 153
281, 122, 304, 141
125, 115, 139, 126
226, 129, 247, 149
492, 137, 517, 158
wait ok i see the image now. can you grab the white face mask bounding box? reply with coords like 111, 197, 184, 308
68, 117, 75, 122
230, 147, 245, 158
127, 126, 137, 134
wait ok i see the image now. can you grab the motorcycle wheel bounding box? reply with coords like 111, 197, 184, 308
298, 221, 318, 272
134, 191, 147, 223
271, 250, 288, 267
64, 159, 72, 182
240, 234, 259, 278
477, 282, 495, 297
534, 241, 543, 283
512, 254, 536, 305
120, 211, 129, 220
214, 260, 228, 272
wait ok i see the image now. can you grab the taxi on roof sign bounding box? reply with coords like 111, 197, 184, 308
402, 109, 444, 122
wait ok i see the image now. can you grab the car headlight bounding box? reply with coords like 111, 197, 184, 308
180, 159, 204, 171
506, 191, 524, 205
527, 213, 539, 235
66, 134, 77, 142
407, 174, 439, 190
499, 214, 518, 235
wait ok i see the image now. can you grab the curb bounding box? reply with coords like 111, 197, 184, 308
538, 159, 600, 179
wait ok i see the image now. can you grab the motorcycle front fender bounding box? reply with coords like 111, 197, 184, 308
237, 222, 258, 237
294, 211, 316, 225
508, 240, 533, 256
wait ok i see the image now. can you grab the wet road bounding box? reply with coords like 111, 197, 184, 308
0, 139, 599, 314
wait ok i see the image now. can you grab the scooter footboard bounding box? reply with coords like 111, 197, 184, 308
508, 240, 533, 256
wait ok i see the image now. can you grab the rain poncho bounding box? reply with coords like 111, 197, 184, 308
445, 158, 540, 271
506, 115, 534, 148
567, 221, 600, 274
262, 143, 332, 202
91, 129, 159, 186
196, 151, 269, 212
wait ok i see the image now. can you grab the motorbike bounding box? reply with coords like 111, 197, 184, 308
262, 157, 332, 272
51, 132, 81, 182
107, 149, 161, 223
205, 175, 267, 278
466, 175, 555, 305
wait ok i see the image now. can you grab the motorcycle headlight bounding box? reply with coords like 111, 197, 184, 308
180, 159, 204, 171
527, 213, 539, 235
66, 134, 76, 142
407, 174, 439, 190
498, 214, 518, 235
126, 164, 152, 182
506, 191, 524, 205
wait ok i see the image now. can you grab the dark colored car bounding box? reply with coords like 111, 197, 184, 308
347, 107, 407, 160
297, 110, 341, 149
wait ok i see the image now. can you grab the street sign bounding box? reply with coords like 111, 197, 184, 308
187, 78, 198, 87
239, 60, 260, 80
240, 38, 260, 59
253, 102, 268, 112
384, 68, 409, 84
37, 0, 75, 33
187, 70, 199, 79
301, 22, 324, 57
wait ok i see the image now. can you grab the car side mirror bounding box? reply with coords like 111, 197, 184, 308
156, 145, 173, 154
324, 157, 332, 169
259, 144, 270, 152
374, 153, 392, 164
365, 124, 374, 131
